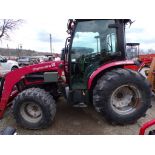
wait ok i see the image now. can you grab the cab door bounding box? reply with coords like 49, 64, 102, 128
70, 20, 118, 90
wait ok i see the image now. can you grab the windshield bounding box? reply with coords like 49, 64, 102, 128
71, 20, 117, 62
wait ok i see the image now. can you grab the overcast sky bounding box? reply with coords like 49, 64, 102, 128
0, 0, 155, 54
126, 19, 155, 51
0, 18, 155, 53
0, 19, 68, 53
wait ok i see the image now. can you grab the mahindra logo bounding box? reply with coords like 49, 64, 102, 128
32, 65, 51, 71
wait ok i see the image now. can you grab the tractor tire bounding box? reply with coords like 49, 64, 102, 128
13, 88, 56, 129
93, 68, 151, 125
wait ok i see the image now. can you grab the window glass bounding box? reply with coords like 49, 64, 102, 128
71, 20, 117, 62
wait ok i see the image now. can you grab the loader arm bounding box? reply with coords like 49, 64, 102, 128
0, 61, 64, 118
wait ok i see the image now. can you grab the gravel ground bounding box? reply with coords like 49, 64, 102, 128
0, 96, 155, 135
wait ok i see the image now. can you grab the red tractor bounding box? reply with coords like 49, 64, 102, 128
0, 19, 151, 129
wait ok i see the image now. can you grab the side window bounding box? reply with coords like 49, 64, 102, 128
71, 20, 118, 63
71, 32, 100, 61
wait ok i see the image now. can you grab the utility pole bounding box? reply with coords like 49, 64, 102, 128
18, 44, 22, 57
50, 34, 52, 53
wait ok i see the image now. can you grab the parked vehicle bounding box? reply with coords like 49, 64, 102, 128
0, 55, 19, 75
31, 56, 48, 63
17, 56, 34, 66
0, 19, 151, 129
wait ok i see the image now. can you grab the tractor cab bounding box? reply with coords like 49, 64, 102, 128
126, 43, 140, 60
64, 19, 130, 90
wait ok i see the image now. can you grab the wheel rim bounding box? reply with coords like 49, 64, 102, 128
20, 102, 43, 123
110, 85, 141, 115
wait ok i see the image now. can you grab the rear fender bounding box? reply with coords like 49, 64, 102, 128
88, 60, 136, 90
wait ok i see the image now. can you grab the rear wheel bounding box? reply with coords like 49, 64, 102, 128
93, 68, 151, 124
13, 88, 56, 129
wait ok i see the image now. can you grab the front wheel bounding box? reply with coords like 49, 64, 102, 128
13, 88, 56, 129
93, 68, 151, 124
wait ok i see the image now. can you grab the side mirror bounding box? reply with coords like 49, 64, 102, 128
67, 19, 73, 30
67, 19, 74, 34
